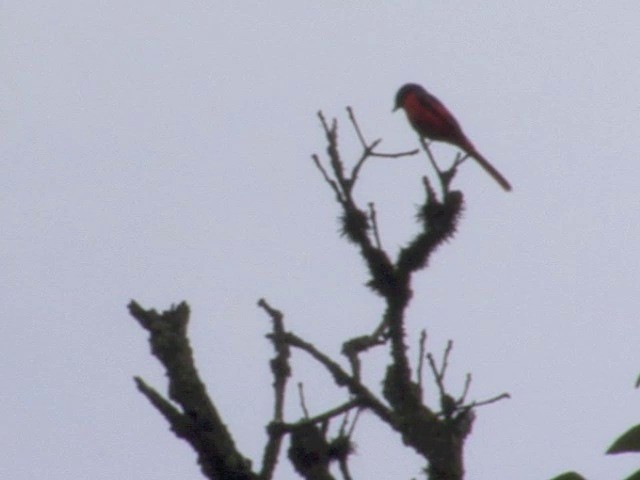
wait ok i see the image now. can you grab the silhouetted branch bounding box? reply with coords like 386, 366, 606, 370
459, 374, 472, 405
257, 298, 291, 480
419, 137, 459, 195
313, 110, 475, 479
425, 344, 510, 419
288, 422, 334, 480
427, 340, 454, 397
129, 301, 256, 480
417, 329, 428, 399
367, 202, 382, 250
130, 104, 507, 480
298, 383, 311, 419
134, 376, 188, 432
465, 393, 511, 409
277, 401, 360, 433
342, 333, 387, 382
284, 332, 396, 426
312, 153, 344, 203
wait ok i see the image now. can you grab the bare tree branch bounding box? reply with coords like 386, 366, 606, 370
129, 301, 256, 480
257, 298, 291, 480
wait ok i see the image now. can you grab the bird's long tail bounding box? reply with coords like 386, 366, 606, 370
467, 148, 512, 192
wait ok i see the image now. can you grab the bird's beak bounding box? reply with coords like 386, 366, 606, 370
392, 105, 399, 113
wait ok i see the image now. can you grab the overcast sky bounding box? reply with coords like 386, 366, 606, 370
2, 2, 639, 479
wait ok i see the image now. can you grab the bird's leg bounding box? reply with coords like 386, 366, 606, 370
453, 151, 469, 168
419, 137, 442, 175
419, 136, 457, 195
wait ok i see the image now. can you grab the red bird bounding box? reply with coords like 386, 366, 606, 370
394, 83, 511, 191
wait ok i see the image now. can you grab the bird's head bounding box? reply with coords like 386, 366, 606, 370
393, 83, 424, 112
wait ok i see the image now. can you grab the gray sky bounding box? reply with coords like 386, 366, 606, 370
2, 2, 639, 479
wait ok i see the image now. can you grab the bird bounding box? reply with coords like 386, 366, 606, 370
393, 83, 512, 191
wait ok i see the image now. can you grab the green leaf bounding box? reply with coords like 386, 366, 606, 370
623, 469, 640, 480
548, 472, 587, 480
607, 424, 640, 454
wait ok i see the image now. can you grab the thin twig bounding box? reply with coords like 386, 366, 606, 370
318, 110, 331, 133
304, 400, 359, 428
317, 108, 418, 200
458, 374, 472, 405
257, 298, 291, 480
322, 113, 349, 189
465, 392, 511, 409
312, 154, 343, 202
453, 151, 469, 168
257, 298, 290, 422
284, 332, 396, 425
347, 107, 383, 186
372, 317, 388, 338
297, 382, 310, 419
416, 330, 427, 398
420, 137, 442, 177
347, 407, 362, 438
348, 105, 416, 159
347, 106, 367, 148
350, 139, 381, 185
278, 400, 360, 432
427, 353, 446, 399
368, 202, 382, 249
439, 340, 454, 378
338, 408, 351, 435
371, 148, 420, 158
418, 137, 462, 195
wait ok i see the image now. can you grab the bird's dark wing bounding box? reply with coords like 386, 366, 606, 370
417, 90, 463, 132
